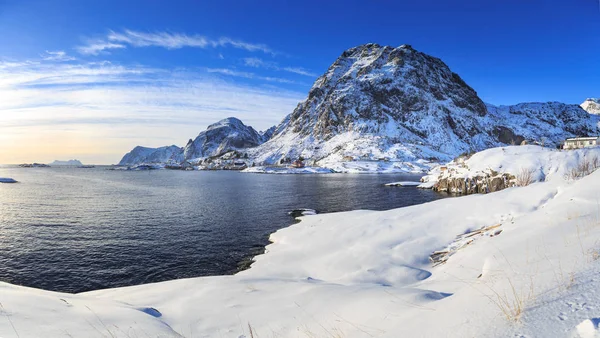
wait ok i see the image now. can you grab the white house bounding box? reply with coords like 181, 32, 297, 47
562, 136, 600, 150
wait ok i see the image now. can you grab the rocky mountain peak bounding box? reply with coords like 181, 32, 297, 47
283, 43, 487, 144
206, 117, 247, 130
182, 117, 264, 161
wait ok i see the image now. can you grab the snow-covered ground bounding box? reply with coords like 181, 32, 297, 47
2, 147, 600, 337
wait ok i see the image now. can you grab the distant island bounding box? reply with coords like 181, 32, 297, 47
49, 159, 83, 166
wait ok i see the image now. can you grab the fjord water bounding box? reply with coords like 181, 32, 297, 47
0, 167, 445, 293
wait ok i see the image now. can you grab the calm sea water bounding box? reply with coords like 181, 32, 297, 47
0, 166, 446, 293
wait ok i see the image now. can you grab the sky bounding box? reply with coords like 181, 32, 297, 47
0, 0, 599, 164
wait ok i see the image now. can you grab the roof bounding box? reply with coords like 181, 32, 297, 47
565, 137, 599, 141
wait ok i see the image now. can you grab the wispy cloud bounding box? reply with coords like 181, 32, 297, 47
243, 57, 277, 69
75, 40, 126, 56
282, 66, 317, 77
242, 57, 317, 77
0, 58, 304, 163
41, 50, 76, 62
206, 68, 298, 84
75, 29, 276, 56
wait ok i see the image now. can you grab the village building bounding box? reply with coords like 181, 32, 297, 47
562, 136, 600, 150
291, 159, 305, 168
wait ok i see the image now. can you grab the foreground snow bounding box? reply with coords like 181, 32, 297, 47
3, 149, 600, 337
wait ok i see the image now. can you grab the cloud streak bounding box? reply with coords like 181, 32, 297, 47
206, 68, 299, 84
242, 57, 317, 77
76, 40, 127, 56
41, 51, 76, 62
76, 29, 276, 56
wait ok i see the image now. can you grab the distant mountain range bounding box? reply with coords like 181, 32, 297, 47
50, 159, 83, 166
118, 118, 274, 166
118, 43, 600, 169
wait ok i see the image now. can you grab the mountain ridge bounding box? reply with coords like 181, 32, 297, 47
118, 43, 600, 169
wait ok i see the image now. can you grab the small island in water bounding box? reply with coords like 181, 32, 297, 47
49, 159, 83, 166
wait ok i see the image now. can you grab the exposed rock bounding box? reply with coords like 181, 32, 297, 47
434, 173, 515, 194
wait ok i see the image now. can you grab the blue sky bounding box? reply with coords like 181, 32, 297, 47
0, 0, 599, 163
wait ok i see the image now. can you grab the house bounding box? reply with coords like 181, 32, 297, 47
291, 160, 305, 168
231, 161, 247, 170
562, 136, 600, 150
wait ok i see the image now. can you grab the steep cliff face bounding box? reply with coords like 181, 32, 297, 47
251, 44, 599, 165
182, 117, 264, 161
582, 98, 600, 115
118, 145, 183, 166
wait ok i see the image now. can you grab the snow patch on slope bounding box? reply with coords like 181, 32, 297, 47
582, 98, 600, 115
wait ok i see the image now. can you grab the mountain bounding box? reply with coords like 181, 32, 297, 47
119, 118, 267, 165
251, 43, 599, 165
117, 44, 599, 170
50, 159, 83, 166
581, 98, 600, 115
118, 145, 183, 166
259, 125, 277, 142
485, 102, 598, 143
182, 117, 265, 161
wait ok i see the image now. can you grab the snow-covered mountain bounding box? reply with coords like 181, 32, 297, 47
118, 145, 183, 166
182, 117, 264, 161
581, 98, 600, 115
118, 44, 599, 169
119, 118, 267, 165
259, 125, 277, 142
251, 43, 599, 165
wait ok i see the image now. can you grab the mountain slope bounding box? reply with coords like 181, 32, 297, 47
251, 44, 599, 166
582, 98, 600, 115
182, 117, 264, 161
118, 145, 183, 166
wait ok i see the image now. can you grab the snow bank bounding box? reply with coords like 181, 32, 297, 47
384, 181, 421, 186
0, 177, 17, 183
3, 147, 600, 337
421, 145, 600, 189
